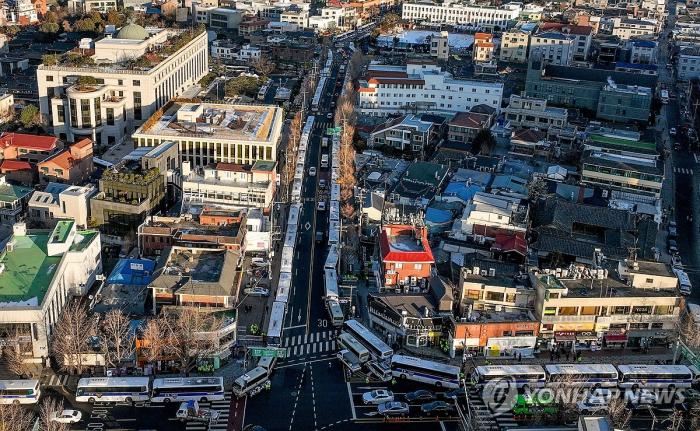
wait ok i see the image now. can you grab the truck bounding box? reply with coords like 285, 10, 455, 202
176, 401, 220, 424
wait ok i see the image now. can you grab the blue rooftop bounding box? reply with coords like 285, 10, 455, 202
632, 40, 656, 48
107, 259, 156, 286
426, 207, 453, 224
615, 61, 657, 71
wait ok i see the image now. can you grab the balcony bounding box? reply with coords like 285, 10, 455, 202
540, 314, 597, 323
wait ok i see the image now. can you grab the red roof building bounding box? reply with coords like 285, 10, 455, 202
379, 225, 434, 288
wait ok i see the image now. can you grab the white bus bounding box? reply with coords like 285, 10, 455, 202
76, 377, 150, 403
661, 89, 670, 104
0, 379, 40, 404
151, 377, 225, 403
617, 364, 694, 389
338, 333, 370, 363
267, 301, 286, 347
391, 355, 461, 389
327, 300, 344, 327
342, 320, 393, 360
233, 367, 269, 398
544, 364, 618, 388
471, 365, 546, 389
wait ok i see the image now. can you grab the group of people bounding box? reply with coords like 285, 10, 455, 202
549, 347, 583, 362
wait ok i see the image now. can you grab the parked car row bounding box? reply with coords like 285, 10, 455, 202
362, 389, 458, 418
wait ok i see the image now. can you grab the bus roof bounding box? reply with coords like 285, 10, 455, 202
77, 377, 150, 387
475, 365, 545, 375
0, 379, 39, 389
339, 333, 369, 354
153, 377, 222, 387
392, 354, 460, 374
343, 320, 393, 355
544, 364, 617, 374
617, 364, 691, 373
236, 367, 268, 383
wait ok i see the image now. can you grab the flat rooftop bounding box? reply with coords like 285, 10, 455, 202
560, 277, 679, 298
165, 249, 225, 283
52, 220, 74, 244
136, 102, 281, 143
0, 233, 61, 306
388, 234, 424, 253
587, 134, 657, 154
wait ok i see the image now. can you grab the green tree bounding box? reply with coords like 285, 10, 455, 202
106, 9, 123, 26
42, 54, 60, 66
75, 18, 96, 33
225, 75, 264, 97
471, 129, 497, 155
19, 105, 39, 128
39, 21, 60, 34
0, 25, 21, 37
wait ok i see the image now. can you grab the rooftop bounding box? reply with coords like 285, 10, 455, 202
587, 133, 657, 154
380, 225, 434, 263
582, 150, 663, 175
0, 181, 33, 203
135, 102, 282, 144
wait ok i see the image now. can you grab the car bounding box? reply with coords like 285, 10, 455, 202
244, 286, 270, 297
420, 401, 455, 416
670, 127, 677, 136
251, 258, 269, 267
327, 113, 333, 119
362, 389, 394, 405
51, 410, 83, 424
405, 390, 436, 403
319, 179, 326, 189
628, 389, 658, 408
668, 239, 679, 254
317, 201, 326, 211
577, 390, 613, 414
309, 167, 317, 176
439, 388, 463, 400
377, 401, 409, 417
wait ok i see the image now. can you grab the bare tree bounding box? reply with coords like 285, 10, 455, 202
607, 397, 632, 430
341, 203, 356, 220
282, 112, 303, 201
0, 401, 35, 431
38, 398, 69, 431
100, 309, 136, 370
678, 308, 700, 349
140, 315, 169, 366
50, 302, 96, 375
251, 56, 275, 77
162, 308, 222, 375
349, 51, 368, 82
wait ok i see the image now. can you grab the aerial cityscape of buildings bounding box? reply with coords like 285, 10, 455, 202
0, 0, 698, 430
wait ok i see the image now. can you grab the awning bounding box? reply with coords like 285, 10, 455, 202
628, 330, 673, 339
576, 334, 599, 341
604, 334, 628, 343
554, 333, 575, 341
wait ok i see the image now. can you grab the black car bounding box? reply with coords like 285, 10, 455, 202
420, 401, 455, 416
405, 390, 435, 403
438, 388, 463, 400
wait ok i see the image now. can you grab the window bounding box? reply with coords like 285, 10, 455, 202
133, 91, 142, 120
645, 278, 654, 284
485, 291, 504, 302
106, 108, 114, 126
580, 306, 599, 315
80, 99, 91, 127
57, 105, 65, 123
632, 306, 652, 314
133, 80, 141, 86
46, 76, 53, 82
466, 290, 481, 300
395, 263, 403, 269
544, 307, 556, 315
414, 263, 422, 270
558, 307, 578, 316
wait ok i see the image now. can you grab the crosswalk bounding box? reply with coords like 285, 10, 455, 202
282, 329, 339, 358
41, 374, 69, 387
185, 393, 231, 431
674, 167, 694, 175
465, 388, 520, 430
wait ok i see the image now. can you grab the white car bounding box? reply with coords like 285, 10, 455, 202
326, 113, 333, 119
244, 286, 270, 297
317, 201, 326, 211
628, 389, 658, 407
309, 167, 317, 176
670, 127, 677, 136
577, 389, 613, 414
51, 410, 82, 424
362, 389, 394, 405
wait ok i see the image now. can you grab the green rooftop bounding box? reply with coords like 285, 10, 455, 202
70, 230, 99, 252
51, 220, 74, 244
588, 134, 657, 153
0, 183, 33, 203
252, 160, 276, 172
0, 234, 61, 305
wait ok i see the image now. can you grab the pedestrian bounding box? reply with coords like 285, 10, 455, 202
365, 376, 370, 384
328, 361, 332, 369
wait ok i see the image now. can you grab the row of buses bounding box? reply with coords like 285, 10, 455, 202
471, 364, 697, 390
0, 377, 225, 405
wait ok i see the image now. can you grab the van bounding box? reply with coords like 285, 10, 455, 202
251, 257, 268, 267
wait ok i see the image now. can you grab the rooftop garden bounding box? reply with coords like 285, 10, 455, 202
102, 167, 161, 185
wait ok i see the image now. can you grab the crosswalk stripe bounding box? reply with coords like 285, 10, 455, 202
312, 343, 317, 353
286, 347, 291, 357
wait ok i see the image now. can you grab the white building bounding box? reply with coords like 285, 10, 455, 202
308, 15, 337, 31
320, 6, 356, 29
500, 28, 531, 63
195, 6, 244, 29
37, 25, 209, 147
628, 39, 658, 64
28, 182, 97, 228
530, 32, 575, 66
358, 63, 504, 117
0, 93, 13, 124
677, 46, 700, 81
68, 0, 118, 13
181, 160, 276, 209
456, 192, 528, 241
612, 18, 656, 40
280, 9, 308, 28
0, 222, 102, 363
401, 1, 521, 29
133, 102, 284, 167
211, 39, 238, 61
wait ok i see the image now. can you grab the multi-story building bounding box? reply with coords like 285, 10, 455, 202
0, 221, 101, 362
473, 33, 495, 63
67, 0, 117, 12
499, 26, 533, 63
537, 23, 593, 61
401, 1, 521, 29
581, 150, 663, 198
0, 175, 33, 226
138, 213, 246, 256
447, 111, 493, 144
379, 224, 435, 289
628, 39, 658, 64
3, 0, 38, 24
451, 310, 539, 358
525, 59, 656, 123
133, 102, 284, 168
358, 63, 503, 117
456, 192, 528, 241
37, 25, 208, 146
530, 32, 575, 66
0, 93, 13, 124
37, 137, 94, 185
368, 114, 442, 154
503, 94, 568, 129
28, 182, 96, 228
280, 9, 309, 28
612, 17, 656, 40
677, 45, 700, 81
430, 31, 449, 61
181, 160, 276, 210
530, 266, 682, 349
195, 6, 244, 29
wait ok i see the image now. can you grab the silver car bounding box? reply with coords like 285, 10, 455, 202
362, 389, 394, 405
377, 401, 409, 417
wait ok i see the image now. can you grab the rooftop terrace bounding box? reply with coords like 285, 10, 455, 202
0, 233, 61, 306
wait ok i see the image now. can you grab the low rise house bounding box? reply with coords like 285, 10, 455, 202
378, 224, 435, 290
37, 138, 94, 185
500, 25, 535, 63
503, 94, 568, 130
0, 222, 101, 362
530, 31, 575, 66
456, 192, 528, 242
628, 39, 658, 64
450, 310, 539, 358
28, 182, 96, 228
581, 149, 663, 198
0, 175, 33, 226
369, 114, 443, 156
473, 32, 496, 63
509, 128, 550, 158
447, 111, 493, 144
612, 17, 656, 40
